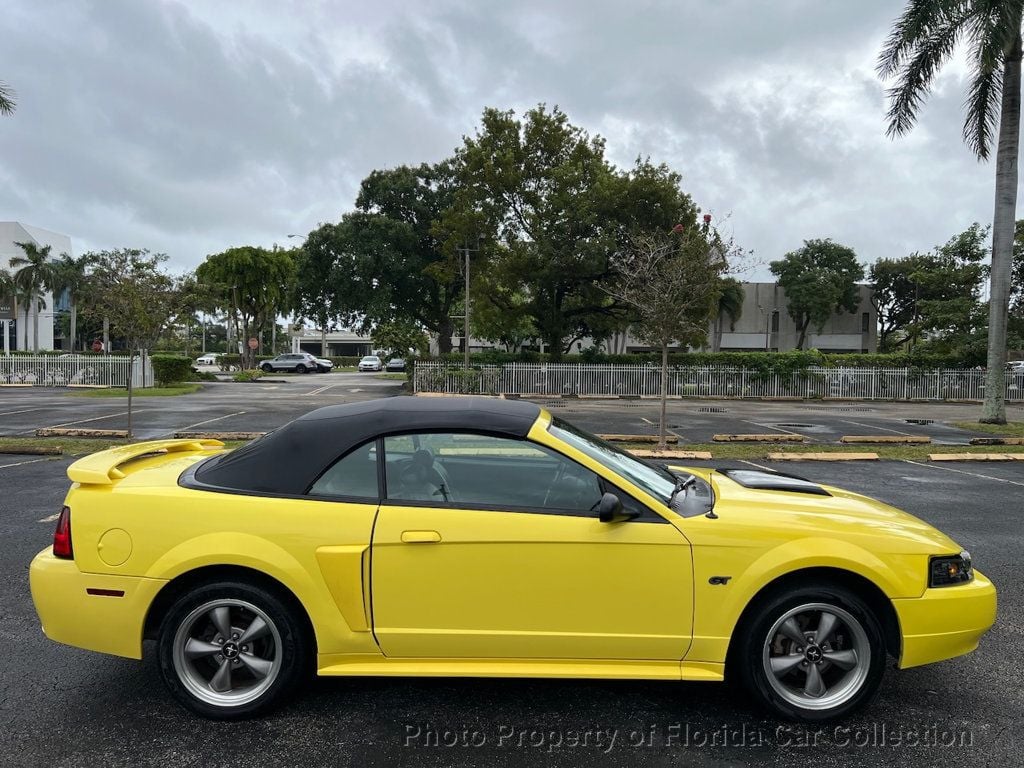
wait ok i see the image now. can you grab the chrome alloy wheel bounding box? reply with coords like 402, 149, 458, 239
761, 602, 870, 711
171, 599, 283, 707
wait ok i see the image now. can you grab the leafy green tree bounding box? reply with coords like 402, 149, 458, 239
454, 105, 699, 360
0, 81, 14, 115
770, 239, 865, 350
604, 225, 731, 448
11, 241, 59, 352
371, 321, 429, 359
870, 255, 925, 351
879, 0, 1022, 422
292, 237, 350, 356
196, 246, 297, 368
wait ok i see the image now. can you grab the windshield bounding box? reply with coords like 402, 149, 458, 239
549, 418, 678, 504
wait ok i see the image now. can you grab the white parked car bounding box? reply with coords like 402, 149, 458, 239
194, 353, 222, 366
358, 355, 383, 372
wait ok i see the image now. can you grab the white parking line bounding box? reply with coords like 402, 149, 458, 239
0, 407, 45, 417
902, 459, 1024, 487
842, 419, 913, 436
305, 384, 338, 396
50, 410, 135, 428
178, 411, 246, 431
741, 420, 800, 435
0, 458, 51, 470
739, 459, 776, 471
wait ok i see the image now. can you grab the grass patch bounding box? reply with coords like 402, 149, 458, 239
375, 373, 408, 380
620, 441, 1024, 462
70, 384, 203, 398
952, 421, 1024, 437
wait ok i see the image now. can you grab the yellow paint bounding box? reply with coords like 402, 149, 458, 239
29, 416, 997, 686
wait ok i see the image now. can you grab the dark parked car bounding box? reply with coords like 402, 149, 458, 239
385, 358, 406, 372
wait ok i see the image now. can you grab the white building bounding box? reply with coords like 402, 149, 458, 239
0, 222, 72, 353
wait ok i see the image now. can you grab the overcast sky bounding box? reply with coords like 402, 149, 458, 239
0, 0, 999, 279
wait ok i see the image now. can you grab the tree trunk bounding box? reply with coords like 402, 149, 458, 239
69, 302, 77, 352
31, 298, 39, 353
103, 317, 109, 353
981, 28, 1022, 424
436, 318, 453, 354
796, 317, 810, 350
658, 342, 669, 451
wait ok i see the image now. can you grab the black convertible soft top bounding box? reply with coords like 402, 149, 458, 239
188, 396, 542, 496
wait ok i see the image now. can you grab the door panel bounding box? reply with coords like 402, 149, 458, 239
371, 504, 693, 660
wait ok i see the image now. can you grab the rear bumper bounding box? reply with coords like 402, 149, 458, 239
29, 548, 167, 660
893, 570, 997, 669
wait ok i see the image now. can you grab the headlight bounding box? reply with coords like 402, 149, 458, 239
929, 550, 973, 587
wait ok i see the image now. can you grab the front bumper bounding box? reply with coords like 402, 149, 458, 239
29, 548, 167, 660
893, 569, 997, 669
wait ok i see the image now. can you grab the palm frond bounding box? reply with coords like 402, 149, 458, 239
878, 0, 966, 79
882, 6, 971, 138
962, 0, 1022, 158
0, 81, 15, 115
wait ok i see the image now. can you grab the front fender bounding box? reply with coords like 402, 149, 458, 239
686, 536, 923, 663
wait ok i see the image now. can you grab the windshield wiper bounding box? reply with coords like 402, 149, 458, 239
668, 474, 696, 506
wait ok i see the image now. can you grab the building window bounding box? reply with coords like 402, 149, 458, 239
771, 311, 780, 333
861, 312, 870, 333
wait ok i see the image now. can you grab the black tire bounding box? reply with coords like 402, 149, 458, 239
295, 364, 307, 374
733, 583, 885, 722
260, 363, 273, 373
157, 580, 311, 719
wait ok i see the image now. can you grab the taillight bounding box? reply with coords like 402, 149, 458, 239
53, 506, 73, 559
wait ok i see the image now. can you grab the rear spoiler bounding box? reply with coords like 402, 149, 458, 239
67, 439, 225, 485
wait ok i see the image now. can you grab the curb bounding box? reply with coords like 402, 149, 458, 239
174, 431, 265, 440
629, 450, 713, 460
767, 452, 879, 461
36, 428, 129, 438
0, 445, 63, 455
929, 453, 1024, 462
969, 437, 1024, 446
713, 434, 805, 443
840, 435, 931, 444
598, 434, 679, 444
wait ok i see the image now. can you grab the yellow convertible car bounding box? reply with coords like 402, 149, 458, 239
29, 397, 995, 721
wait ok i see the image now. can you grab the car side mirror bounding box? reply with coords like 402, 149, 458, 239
598, 492, 638, 523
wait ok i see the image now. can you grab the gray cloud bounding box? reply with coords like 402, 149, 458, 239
0, 0, 1006, 277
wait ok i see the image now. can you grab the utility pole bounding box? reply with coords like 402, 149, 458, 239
453, 240, 478, 369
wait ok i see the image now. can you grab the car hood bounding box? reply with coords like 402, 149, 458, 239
670, 465, 961, 553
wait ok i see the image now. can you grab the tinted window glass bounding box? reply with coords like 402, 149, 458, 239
309, 441, 379, 499
383, 433, 603, 512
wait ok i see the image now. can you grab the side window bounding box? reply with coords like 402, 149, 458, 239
308, 441, 379, 499
383, 433, 603, 513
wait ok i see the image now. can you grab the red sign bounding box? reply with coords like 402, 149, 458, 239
247, 338, 259, 350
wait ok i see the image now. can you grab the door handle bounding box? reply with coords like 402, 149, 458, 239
400, 530, 442, 543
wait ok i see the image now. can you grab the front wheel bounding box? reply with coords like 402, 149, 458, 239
260, 363, 273, 373
734, 585, 885, 721
295, 364, 307, 374
157, 581, 310, 719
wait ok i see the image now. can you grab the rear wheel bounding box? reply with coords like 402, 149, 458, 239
157, 581, 310, 719
734, 584, 885, 721
260, 363, 273, 373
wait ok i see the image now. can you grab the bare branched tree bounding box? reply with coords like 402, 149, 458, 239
604, 223, 733, 449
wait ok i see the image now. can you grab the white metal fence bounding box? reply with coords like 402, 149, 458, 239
0, 354, 154, 388
414, 362, 1024, 402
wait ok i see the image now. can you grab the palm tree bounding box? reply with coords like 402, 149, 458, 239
11, 241, 58, 353
714, 278, 745, 350
0, 81, 14, 115
0, 268, 14, 353
879, 1, 1022, 424
52, 253, 93, 352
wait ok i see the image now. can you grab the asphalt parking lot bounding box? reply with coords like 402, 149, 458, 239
1, 388, 1021, 767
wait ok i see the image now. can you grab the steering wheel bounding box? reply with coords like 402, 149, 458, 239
397, 450, 452, 502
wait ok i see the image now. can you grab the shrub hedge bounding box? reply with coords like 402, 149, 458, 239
151, 355, 195, 386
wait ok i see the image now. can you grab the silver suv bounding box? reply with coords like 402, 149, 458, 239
260, 353, 332, 374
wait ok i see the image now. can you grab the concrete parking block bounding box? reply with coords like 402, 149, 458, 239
713, 434, 806, 442
767, 452, 879, 461
840, 435, 931, 443
929, 453, 1024, 462
598, 433, 679, 444
35, 428, 128, 438
629, 449, 713, 460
